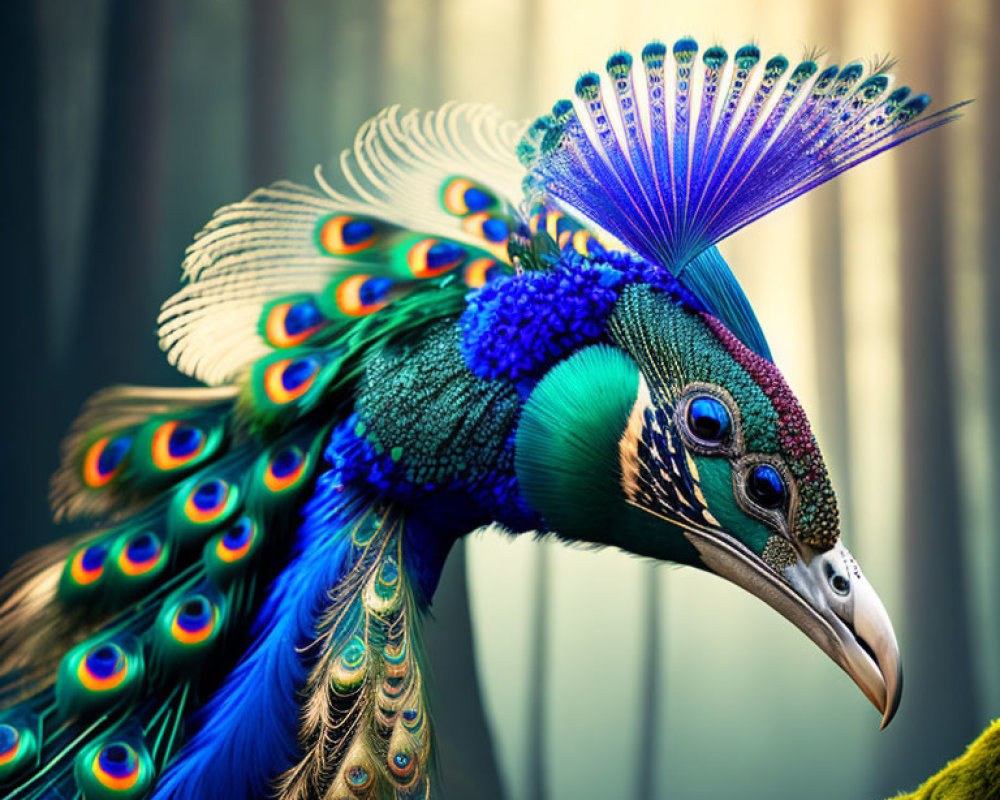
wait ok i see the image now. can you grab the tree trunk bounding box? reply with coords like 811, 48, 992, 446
875, 2, 979, 792
248, 0, 285, 186
67, 0, 171, 404
983, 0, 1000, 679
423, 541, 507, 800
634, 567, 660, 800
525, 541, 549, 800
0, 2, 52, 569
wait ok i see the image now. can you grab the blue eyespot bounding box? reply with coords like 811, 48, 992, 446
746, 464, 786, 509
686, 396, 731, 443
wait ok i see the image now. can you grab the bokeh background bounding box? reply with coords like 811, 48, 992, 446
2, 0, 998, 798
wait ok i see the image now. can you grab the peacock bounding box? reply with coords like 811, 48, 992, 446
0, 37, 967, 800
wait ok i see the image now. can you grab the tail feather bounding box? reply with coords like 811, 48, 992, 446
0, 534, 94, 707
1, 101, 530, 799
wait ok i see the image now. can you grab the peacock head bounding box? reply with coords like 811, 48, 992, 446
514, 281, 902, 728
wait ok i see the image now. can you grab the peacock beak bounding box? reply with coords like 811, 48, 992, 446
683, 532, 902, 727
782, 542, 902, 728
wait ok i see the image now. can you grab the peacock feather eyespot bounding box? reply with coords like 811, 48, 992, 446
79, 643, 129, 691
574, 72, 601, 103
57, 634, 143, 716
383, 639, 408, 681
441, 177, 496, 216
258, 354, 324, 407
407, 238, 466, 278
94, 742, 140, 789
83, 434, 132, 488
117, 531, 164, 577
702, 45, 726, 69
606, 50, 632, 78
69, 542, 109, 586
265, 298, 327, 348
400, 705, 424, 734
264, 446, 308, 493
332, 274, 392, 317
317, 215, 377, 256
0, 723, 19, 764
204, 516, 260, 584
734, 43, 760, 70
219, 516, 255, 559
388, 743, 418, 785
0, 723, 24, 772
345, 764, 371, 789
461, 212, 509, 246
151, 420, 206, 471
74, 736, 153, 798
673, 36, 698, 62
641, 41, 666, 68
764, 54, 789, 79
170, 595, 218, 645
0, 719, 36, 781
463, 257, 503, 288
332, 635, 368, 693
184, 478, 234, 525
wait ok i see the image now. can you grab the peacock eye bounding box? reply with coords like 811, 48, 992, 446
686, 396, 731, 443
746, 464, 787, 510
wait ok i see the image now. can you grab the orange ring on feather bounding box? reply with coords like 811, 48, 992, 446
545, 211, 564, 241
334, 274, 386, 317
265, 301, 325, 348
151, 421, 205, 471
183, 480, 232, 525
77, 654, 128, 692
92, 751, 140, 791
319, 216, 376, 255
572, 229, 593, 255
463, 258, 499, 288
442, 178, 474, 215
70, 547, 105, 586
461, 214, 510, 261
170, 606, 218, 645
0, 731, 19, 766
406, 239, 464, 279
82, 436, 125, 488
263, 359, 318, 404
264, 448, 308, 493
117, 536, 162, 577
215, 524, 255, 563
388, 750, 417, 781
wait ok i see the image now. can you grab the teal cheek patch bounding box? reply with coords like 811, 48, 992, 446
693, 456, 771, 556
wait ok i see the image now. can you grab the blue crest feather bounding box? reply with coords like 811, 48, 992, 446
518, 39, 966, 273
676, 246, 772, 360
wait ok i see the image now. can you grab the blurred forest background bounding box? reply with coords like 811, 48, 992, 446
1, 0, 998, 798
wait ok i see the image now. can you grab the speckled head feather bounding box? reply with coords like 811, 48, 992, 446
701, 314, 838, 550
